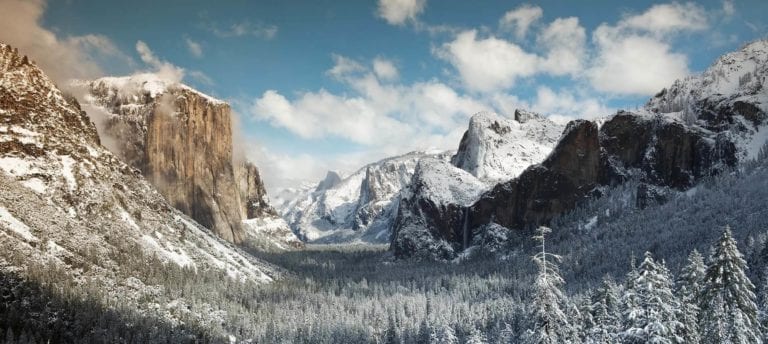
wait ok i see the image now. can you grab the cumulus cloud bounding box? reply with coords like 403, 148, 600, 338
499, 4, 543, 39
251, 54, 490, 147
435, 30, 539, 93
373, 57, 399, 81
537, 17, 587, 76
377, 0, 427, 26
620, 2, 708, 36
0, 0, 133, 83
185, 38, 203, 58
587, 2, 709, 95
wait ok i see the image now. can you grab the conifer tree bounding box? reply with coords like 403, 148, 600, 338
677, 249, 705, 343
620, 252, 684, 344
523, 226, 578, 344
589, 277, 621, 343
700, 227, 762, 344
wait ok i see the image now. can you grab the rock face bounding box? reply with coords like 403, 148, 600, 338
282, 151, 449, 243
470, 120, 601, 232
74, 75, 294, 246
390, 158, 487, 259
0, 42, 277, 283
237, 160, 278, 219
451, 110, 563, 183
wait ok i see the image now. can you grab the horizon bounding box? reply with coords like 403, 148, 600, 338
1, 0, 766, 193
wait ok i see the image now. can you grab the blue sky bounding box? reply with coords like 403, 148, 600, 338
1, 0, 767, 190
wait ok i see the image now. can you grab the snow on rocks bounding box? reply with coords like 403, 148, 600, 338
452, 111, 563, 184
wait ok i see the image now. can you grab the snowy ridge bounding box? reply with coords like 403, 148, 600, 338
282, 150, 451, 243
646, 39, 768, 160
452, 110, 563, 183
72, 73, 226, 106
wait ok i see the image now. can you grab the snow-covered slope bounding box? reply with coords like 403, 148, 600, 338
0, 43, 281, 330
647, 39, 768, 160
451, 110, 563, 183
282, 150, 451, 243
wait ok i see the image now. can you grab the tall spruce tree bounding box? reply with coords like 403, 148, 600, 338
589, 277, 621, 343
677, 249, 705, 343
620, 252, 684, 344
523, 226, 578, 344
700, 227, 762, 344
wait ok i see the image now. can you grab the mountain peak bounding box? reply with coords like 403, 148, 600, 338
452, 110, 564, 183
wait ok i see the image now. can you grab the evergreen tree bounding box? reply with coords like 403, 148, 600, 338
466, 326, 488, 344
677, 249, 705, 343
430, 320, 458, 344
700, 227, 762, 344
620, 252, 684, 344
523, 226, 578, 344
589, 277, 621, 343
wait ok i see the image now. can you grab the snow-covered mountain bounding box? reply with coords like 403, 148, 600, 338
451, 110, 563, 183
647, 39, 768, 161
391, 158, 488, 259
390, 39, 768, 259
70, 72, 301, 250
0, 43, 282, 329
282, 150, 451, 243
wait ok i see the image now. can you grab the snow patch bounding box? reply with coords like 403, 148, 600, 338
0, 206, 37, 242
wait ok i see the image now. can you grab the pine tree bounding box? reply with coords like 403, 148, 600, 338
677, 249, 705, 343
430, 320, 458, 344
466, 326, 488, 344
620, 252, 684, 344
523, 226, 578, 344
589, 277, 621, 343
700, 227, 763, 344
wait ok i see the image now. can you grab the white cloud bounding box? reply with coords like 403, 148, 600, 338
373, 57, 399, 81
135, 41, 185, 83
530, 86, 613, 119
537, 17, 587, 76
0, 0, 133, 83
185, 38, 203, 58
436, 30, 539, 93
251, 54, 490, 147
377, 0, 427, 26
326, 54, 366, 79
499, 4, 543, 39
621, 2, 708, 36
586, 2, 711, 95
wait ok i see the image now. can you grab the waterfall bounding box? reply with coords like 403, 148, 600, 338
462, 207, 469, 250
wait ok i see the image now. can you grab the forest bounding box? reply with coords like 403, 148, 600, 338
1, 146, 768, 343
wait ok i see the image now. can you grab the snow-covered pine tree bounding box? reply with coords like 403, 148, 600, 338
620, 252, 684, 344
677, 249, 705, 343
523, 226, 579, 344
589, 277, 621, 343
430, 320, 458, 344
700, 227, 763, 344
466, 326, 488, 344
